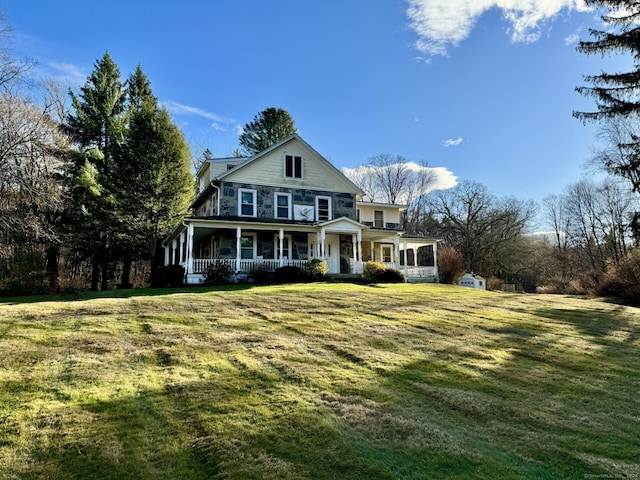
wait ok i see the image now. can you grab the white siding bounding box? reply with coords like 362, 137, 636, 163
222, 141, 360, 193
358, 203, 403, 225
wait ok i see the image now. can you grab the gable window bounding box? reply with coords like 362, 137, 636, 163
374, 210, 384, 228
274, 192, 292, 220
316, 196, 332, 222
285, 155, 302, 178
239, 188, 257, 217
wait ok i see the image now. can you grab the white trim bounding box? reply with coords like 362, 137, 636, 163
238, 188, 257, 218
315, 195, 332, 222
274, 192, 292, 220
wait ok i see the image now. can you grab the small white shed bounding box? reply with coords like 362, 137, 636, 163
458, 273, 486, 290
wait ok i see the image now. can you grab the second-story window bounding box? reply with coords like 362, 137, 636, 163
275, 193, 292, 220
374, 210, 384, 228
316, 196, 331, 222
285, 155, 302, 178
239, 188, 256, 217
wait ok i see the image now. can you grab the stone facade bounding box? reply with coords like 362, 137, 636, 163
217, 181, 357, 221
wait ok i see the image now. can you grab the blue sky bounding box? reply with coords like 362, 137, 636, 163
2, 0, 627, 207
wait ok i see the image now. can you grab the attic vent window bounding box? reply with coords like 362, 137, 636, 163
227, 164, 235, 170
285, 155, 302, 178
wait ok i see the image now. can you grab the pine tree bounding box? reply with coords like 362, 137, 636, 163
117, 66, 194, 286
239, 107, 297, 155
574, 2, 640, 123
574, 1, 640, 238
65, 52, 127, 290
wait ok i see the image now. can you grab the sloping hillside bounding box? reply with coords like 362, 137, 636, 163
1, 284, 638, 479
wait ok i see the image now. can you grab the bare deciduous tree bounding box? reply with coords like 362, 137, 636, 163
427, 180, 536, 275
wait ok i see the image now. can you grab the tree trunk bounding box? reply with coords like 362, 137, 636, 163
119, 254, 133, 289
45, 244, 60, 290
91, 255, 100, 291
101, 255, 109, 291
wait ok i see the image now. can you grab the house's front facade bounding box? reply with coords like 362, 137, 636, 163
163, 135, 439, 284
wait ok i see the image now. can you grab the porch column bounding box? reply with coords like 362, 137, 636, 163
403, 239, 409, 279
357, 230, 363, 273
279, 228, 284, 267
320, 227, 326, 258
433, 241, 439, 281
352, 233, 357, 261
236, 227, 242, 272
179, 232, 186, 263
186, 223, 194, 275
164, 244, 170, 266
394, 235, 400, 269
370, 241, 374, 262
172, 239, 177, 265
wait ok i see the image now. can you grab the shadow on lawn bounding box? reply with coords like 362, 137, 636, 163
533, 306, 640, 348
0, 284, 257, 305
13, 378, 389, 480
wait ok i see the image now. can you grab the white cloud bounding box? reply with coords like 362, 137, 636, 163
443, 137, 463, 147
564, 27, 581, 45
406, 0, 591, 56
163, 100, 234, 124
342, 162, 458, 197
46, 62, 88, 86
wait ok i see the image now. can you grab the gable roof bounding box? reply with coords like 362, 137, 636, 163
215, 134, 365, 195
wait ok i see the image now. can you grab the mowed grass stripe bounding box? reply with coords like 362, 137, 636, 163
0, 283, 638, 479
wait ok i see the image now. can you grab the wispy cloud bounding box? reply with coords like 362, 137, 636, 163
406, 0, 591, 57
564, 26, 582, 45
164, 100, 234, 124
45, 62, 88, 86
443, 137, 463, 147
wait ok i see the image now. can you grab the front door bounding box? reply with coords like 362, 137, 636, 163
325, 234, 340, 274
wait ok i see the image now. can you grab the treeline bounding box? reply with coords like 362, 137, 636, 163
346, 157, 639, 298
0, 25, 193, 294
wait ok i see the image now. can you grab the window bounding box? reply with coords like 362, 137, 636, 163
274, 193, 292, 219
381, 245, 392, 263
239, 189, 256, 217
240, 234, 255, 259
274, 234, 292, 259
356, 209, 361, 222
285, 155, 302, 178
374, 210, 384, 228
316, 196, 331, 222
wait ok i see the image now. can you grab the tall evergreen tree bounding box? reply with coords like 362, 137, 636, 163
65, 52, 127, 290
116, 66, 194, 286
574, 2, 640, 123
574, 1, 640, 240
239, 107, 297, 155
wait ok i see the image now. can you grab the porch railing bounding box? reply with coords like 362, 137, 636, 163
192, 258, 309, 273
404, 266, 437, 278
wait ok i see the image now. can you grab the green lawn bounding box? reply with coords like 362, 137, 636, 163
0, 283, 638, 479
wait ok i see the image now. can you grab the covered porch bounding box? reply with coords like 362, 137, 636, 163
163, 218, 438, 284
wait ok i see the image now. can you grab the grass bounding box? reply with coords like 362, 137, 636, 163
0, 283, 638, 479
